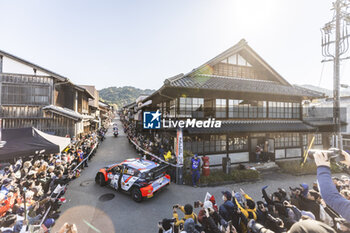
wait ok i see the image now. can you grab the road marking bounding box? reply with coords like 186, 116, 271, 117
83, 219, 101, 233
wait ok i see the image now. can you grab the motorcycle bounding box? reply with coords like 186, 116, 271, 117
113, 130, 119, 137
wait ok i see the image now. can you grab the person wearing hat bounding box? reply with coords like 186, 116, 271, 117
300, 183, 309, 198
219, 191, 241, 232
234, 188, 257, 233
197, 200, 225, 233
190, 154, 201, 188
262, 186, 288, 218
289, 219, 336, 233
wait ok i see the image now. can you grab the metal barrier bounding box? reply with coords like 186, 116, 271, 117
72, 143, 98, 172
37, 141, 98, 230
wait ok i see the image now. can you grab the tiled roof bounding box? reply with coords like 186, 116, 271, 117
304, 117, 347, 126
187, 120, 316, 134
165, 74, 324, 98
43, 105, 83, 120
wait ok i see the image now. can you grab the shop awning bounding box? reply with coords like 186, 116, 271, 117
33, 128, 70, 152
186, 120, 316, 134
0, 127, 60, 161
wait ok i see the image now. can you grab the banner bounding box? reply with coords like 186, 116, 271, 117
176, 128, 183, 165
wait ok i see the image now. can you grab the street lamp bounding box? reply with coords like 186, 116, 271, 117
321, 0, 350, 150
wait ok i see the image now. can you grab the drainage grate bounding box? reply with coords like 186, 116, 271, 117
80, 180, 94, 187
98, 193, 115, 202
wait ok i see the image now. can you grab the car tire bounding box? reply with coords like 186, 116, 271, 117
131, 188, 143, 202
95, 173, 106, 186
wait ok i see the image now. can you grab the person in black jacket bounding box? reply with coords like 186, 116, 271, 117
198, 200, 225, 233
219, 191, 241, 232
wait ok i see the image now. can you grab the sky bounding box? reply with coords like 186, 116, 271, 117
0, 0, 347, 90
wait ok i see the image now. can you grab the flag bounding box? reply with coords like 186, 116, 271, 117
176, 128, 183, 165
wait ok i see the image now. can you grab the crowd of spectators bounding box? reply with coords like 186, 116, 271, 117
0, 127, 107, 233
157, 151, 350, 233
120, 114, 175, 163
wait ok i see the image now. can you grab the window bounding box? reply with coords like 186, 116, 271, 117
224, 54, 252, 67
169, 99, 176, 117
276, 102, 284, 118
228, 100, 239, 118
302, 134, 308, 146
257, 101, 267, 118
215, 135, 227, 152
285, 103, 292, 119
228, 100, 266, 118
228, 136, 248, 151
1, 84, 50, 105
271, 133, 300, 148
179, 97, 204, 117
215, 99, 226, 118
238, 101, 249, 118
268, 102, 300, 119
268, 102, 277, 118
314, 133, 322, 145
201, 135, 226, 153
292, 103, 300, 118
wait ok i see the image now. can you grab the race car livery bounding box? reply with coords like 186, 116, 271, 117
95, 158, 170, 202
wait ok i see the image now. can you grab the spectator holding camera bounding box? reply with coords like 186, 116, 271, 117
314, 150, 350, 222
197, 200, 224, 233
219, 191, 241, 233
173, 203, 198, 227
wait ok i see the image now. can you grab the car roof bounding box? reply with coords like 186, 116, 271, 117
121, 158, 159, 170
107, 158, 159, 171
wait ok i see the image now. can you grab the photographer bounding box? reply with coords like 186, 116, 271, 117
247, 219, 275, 233
314, 150, 350, 222
219, 191, 241, 232
233, 189, 257, 233
172, 204, 198, 227
197, 200, 223, 233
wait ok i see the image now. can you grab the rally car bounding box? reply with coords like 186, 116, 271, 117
95, 158, 170, 202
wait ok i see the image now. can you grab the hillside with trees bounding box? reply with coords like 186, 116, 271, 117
99, 86, 155, 109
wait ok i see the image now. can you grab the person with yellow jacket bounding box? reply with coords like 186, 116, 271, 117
164, 151, 172, 162
172, 203, 198, 227
234, 188, 257, 233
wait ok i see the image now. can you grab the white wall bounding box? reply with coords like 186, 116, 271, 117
206, 152, 249, 166
286, 148, 302, 158
275, 149, 285, 159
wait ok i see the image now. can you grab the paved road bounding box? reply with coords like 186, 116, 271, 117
54, 118, 323, 233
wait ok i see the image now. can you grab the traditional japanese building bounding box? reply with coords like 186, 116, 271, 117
139, 39, 327, 165
0, 49, 94, 137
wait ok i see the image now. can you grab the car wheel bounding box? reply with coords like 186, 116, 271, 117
96, 173, 106, 186
131, 188, 143, 202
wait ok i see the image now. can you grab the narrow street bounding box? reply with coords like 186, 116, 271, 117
54, 118, 321, 233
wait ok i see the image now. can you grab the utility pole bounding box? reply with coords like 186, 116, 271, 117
334, 0, 342, 150
321, 0, 350, 150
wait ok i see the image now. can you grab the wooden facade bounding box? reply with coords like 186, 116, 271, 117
136, 39, 326, 165
0, 50, 96, 137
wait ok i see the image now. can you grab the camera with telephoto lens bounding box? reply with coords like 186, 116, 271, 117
307, 148, 345, 163
248, 219, 273, 233
267, 214, 284, 228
